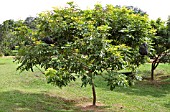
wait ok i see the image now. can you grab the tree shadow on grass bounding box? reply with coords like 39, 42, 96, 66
95, 76, 170, 98
0, 90, 80, 112
0, 90, 109, 112
164, 101, 170, 109
94, 76, 170, 111
115, 81, 170, 97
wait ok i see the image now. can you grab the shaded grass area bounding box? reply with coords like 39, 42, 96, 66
0, 57, 170, 112
0, 90, 79, 112
95, 76, 170, 112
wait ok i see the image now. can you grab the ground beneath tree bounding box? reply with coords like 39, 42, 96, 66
76, 102, 108, 112
142, 74, 170, 87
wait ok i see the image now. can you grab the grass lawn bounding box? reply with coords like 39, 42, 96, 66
0, 57, 170, 112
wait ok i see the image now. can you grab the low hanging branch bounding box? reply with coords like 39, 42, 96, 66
35, 65, 45, 74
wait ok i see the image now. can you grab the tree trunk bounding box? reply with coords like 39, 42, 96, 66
92, 80, 96, 106
151, 63, 155, 80
151, 57, 160, 81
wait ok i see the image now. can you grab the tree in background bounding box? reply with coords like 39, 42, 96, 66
0, 19, 17, 56
125, 6, 147, 16
0, 16, 38, 56
0, 24, 3, 56
24, 16, 37, 29
150, 18, 170, 80
13, 2, 154, 106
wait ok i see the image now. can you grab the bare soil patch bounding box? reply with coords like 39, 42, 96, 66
76, 102, 109, 112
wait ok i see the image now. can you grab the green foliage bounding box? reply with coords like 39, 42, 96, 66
13, 2, 155, 105
45, 68, 76, 88
104, 71, 129, 90
150, 18, 170, 62
0, 17, 38, 56
150, 18, 170, 80
0, 19, 16, 55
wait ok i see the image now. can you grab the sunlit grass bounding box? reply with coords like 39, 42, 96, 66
0, 57, 170, 112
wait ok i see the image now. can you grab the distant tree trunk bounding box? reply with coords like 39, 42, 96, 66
151, 63, 155, 80
91, 79, 96, 106
151, 56, 160, 81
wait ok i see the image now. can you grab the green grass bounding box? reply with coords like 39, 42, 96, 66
0, 57, 170, 112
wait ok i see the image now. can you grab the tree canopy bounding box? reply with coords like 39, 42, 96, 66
1, 2, 155, 105
150, 18, 170, 80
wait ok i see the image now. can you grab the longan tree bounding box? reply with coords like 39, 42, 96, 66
14, 2, 154, 105
150, 18, 170, 80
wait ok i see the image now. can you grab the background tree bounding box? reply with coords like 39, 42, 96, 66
0, 19, 17, 56
24, 16, 37, 29
150, 18, 170, 80
14, 2, 154, 106
0, 16, 39, 56
125, 6, 147, 16
0, 24, 3, 56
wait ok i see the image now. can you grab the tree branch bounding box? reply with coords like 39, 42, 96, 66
35, 65, 45, 74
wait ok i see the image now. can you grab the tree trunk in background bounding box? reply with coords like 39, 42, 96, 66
151, 63, 155, 80
151, 57, 160, 81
